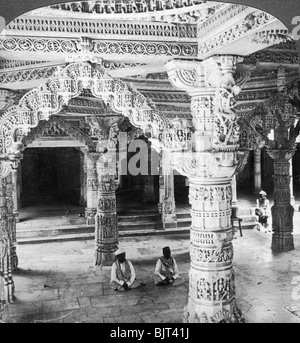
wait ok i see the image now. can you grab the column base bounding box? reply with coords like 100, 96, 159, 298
271, 233, 294, 252
183, 299, 245, 323
94, 249, 116, 267
85, 208, 97, 225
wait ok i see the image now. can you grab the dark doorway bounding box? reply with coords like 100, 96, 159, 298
174, 173, 189, 205
21, 147, 81, 206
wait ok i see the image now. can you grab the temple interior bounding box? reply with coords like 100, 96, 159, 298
1, 0, 300, 324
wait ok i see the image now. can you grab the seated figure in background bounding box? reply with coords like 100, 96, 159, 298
255, 190, 271, 232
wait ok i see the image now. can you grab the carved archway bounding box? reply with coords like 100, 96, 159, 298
0, 61, 173, 177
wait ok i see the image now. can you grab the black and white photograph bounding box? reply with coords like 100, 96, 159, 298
0, 0, 300, 327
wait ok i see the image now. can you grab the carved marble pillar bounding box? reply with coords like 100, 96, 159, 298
254, 148, 262, 192
167, 56, 244, 323
11, 165, 21, 223
231, 175, 238, 218
0, 178, 14, 304
159, 150, 177, 229
85, 152, 100, 225
94, 149, 118, 266
5, 173, 17, 271
79, 148, 87, 207
289, 159, 295, 207
267, 149, 295, 252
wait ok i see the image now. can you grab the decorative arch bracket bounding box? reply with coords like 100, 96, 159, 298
0, 60, 192, 178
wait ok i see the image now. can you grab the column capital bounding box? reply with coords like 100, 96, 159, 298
266, 148, 296, 161
165, 59, 204, 94
165, 56, 244, 96
170, 151, 238, 180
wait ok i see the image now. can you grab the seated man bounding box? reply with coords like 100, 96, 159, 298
255, 190, 271, 232
110, 248, 141, 291
154, 246, 185, 287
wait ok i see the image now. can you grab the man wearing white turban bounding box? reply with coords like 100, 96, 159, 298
109, 248, 142, 291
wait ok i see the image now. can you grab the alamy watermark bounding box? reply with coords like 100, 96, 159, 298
99, 132, 186, 176
292, 16, 300, 40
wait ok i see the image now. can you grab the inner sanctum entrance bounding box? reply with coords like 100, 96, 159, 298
21, 147, 81, 207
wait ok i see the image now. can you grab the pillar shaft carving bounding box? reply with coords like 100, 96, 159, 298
85, 152, 100, 225
11, 168, 20, 222
264, 92, 300, 252
254, 148, 262, 192
267, 149, 295, 252
166, 56, 244, 323
5, 173, 17, 271
79, 148, 87, 207
94, 148, 118, 266
159, 150, 177, 229
0, 178, 14, 304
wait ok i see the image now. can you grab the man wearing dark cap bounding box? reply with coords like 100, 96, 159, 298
110, 248, 141, 291
153, 246, 184, 286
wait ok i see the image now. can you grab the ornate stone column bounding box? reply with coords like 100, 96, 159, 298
231, 174, 238, 218
85, 152, 100, 225
289, 159, 295, 207
5, 173, 17, 271
79, 148, 87, 207
11, 168, 20, 223
263, 89, 300, 252
254, 148, 262, 192
267, 149, 295, 252
95, 148, 118, 266
166, 56, 245, 323
0, 178, 14, 304
159, 150, 177, 229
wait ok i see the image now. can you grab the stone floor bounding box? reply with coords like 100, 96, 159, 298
3, 222, 300, 323
3, 189, 300, 323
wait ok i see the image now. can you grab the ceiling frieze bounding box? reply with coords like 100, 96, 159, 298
0, 36, 198, 62
244, 50, 299, 66
0, 59, 50, 70
269, 40, 297, 51
236, 89, 276, 103
4, 16, 197, 42
197, 3, 248, 36
0, 66, 57, 88
127, 72, 169, 80
45, 1, 221, 21
0, 61, 147, 89
236, 103, 265, 113
198, 9, 288, 59
143, 92, 191, 103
